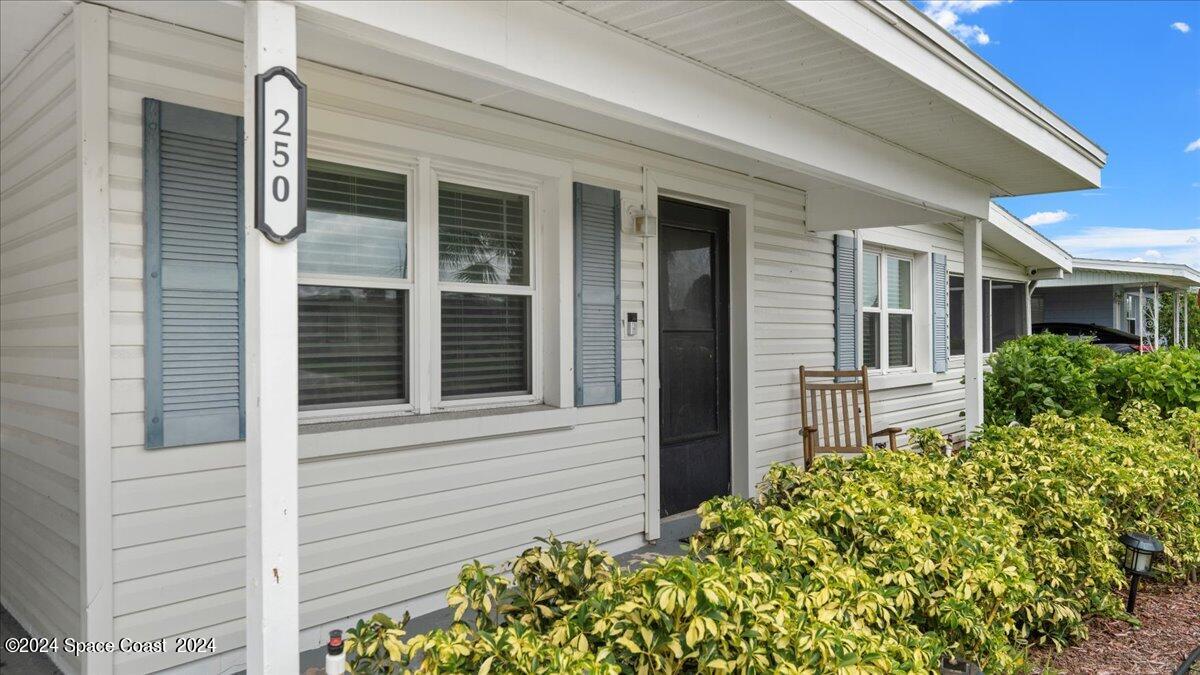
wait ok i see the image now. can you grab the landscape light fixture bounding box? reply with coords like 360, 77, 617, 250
1118, 532, 1163, 613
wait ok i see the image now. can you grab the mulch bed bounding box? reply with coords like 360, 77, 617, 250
1031, 581, 1200, 674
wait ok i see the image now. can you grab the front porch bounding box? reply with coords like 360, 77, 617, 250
0, 1, 1107, 673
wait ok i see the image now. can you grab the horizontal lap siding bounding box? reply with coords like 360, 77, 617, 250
750, 201, 825, 485
1034, 285, 1116, 327
105, 14, 655, 673
0, 17, 82, 675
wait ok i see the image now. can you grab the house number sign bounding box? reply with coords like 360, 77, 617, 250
255, 66, 307, 243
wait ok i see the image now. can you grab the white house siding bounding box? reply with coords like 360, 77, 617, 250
92, 10, 1034, 673
0, 15, 83, 675
101, 12, 765, 673
749, 209, 831, 482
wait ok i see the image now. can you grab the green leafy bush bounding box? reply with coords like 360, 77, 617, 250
984, 335, 1200, 426
342, 404, 1200, 674
983, 333, 1112, 425
1095, 346, 1200, 418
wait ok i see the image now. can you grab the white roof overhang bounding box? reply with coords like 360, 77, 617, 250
563, 0, 1105, 197
1039, 259, 1200, 291
982, 203, 1073, 274
15, 1, 1104, 231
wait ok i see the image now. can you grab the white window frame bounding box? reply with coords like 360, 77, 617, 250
298, 153, 417, 421
429, 166, 542, 412
297, 154, 549, 422
862, 246, 916, 374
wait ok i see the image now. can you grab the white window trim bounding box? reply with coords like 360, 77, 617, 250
298, 151, 559, 423
863, 247, 918, 374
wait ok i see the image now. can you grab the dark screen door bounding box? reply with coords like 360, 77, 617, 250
658, 198, 731, 517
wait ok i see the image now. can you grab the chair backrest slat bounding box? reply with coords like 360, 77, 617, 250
851, 387, 863, 448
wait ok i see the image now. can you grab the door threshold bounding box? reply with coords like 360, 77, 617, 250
661, 508, 698, 524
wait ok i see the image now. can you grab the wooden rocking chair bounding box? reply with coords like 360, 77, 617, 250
799, 365, 901, 469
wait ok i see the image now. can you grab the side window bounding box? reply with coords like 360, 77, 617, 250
861, 249, 914, 372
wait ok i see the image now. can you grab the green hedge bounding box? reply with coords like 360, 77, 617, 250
1095, 347, 1200, 417
984, 334, 1200, 425
343, 405, 1200, 674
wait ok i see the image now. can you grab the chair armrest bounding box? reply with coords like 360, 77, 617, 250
869, 427, 902, 438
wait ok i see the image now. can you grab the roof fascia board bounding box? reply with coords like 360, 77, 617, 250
1072, 258, 1200, 285
786, 0, 1104, 191
987, 202, 1073, 272
290, 0, 992, 218
874, 1, 1105, 163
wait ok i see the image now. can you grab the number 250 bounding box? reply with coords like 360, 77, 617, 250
271, 108, 291, 202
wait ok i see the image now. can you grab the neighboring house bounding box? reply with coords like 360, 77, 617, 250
0, 1, 1101, 673
1033, 259, 1200, 348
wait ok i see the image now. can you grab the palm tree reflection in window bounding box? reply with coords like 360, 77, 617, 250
438, 182, 529, 286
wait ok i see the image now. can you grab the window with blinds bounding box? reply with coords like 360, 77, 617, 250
861, 248, 914, 371
298, 160, 409, 409
438, 182, 533, 400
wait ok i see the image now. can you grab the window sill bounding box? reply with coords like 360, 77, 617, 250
298, 404, 577, 460
870, 371, 937, 390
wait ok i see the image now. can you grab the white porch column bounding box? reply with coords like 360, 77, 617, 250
244, 2, 299, 671
963, 218, 984, 437
1138, 287, 1146, 347
1152, 284, 1160, 349
1174, 291, 1182, 346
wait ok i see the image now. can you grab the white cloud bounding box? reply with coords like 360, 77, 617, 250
1186, 138, 1200, 152
1052, 227, 1200, 265
1171, 21, 1191, 33
922, 0, 1010, 45
1023, 210, 1072, 226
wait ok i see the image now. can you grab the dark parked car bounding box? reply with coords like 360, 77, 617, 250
1032, 322, 1151, 353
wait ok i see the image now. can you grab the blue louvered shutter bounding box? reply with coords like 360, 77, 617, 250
573, 183, 622, 406
931, 253, 949, 373
144, 99, 244, 448
833, 233, 858, 372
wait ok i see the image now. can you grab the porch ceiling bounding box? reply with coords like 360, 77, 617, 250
559, 0, 1105, 198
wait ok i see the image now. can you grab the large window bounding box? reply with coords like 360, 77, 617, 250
298, 161, 539, 415
949, 274, 1027, 356
862, 249, 913, 371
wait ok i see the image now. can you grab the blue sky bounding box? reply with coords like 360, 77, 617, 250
920, 0, 1199, 266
